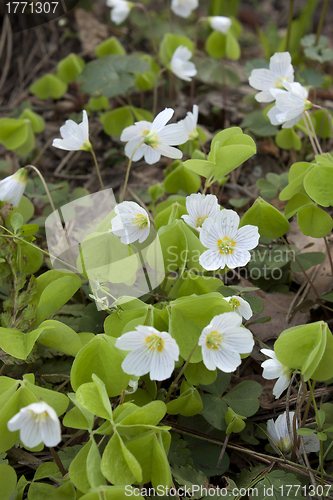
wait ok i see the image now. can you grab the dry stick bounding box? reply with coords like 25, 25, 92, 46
49, 447, 66, 476
0, 17, 12, 94
305, 111, 323, 155
302, 112, 319, 155
216, 434, 230, 469
315, 0, 330, 46
285, 0, 294, 52
54, 151, 76, 174
324, 236, 333, 279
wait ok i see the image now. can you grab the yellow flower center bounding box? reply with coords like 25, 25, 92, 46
189, 128, 199, 141
145, 334, 164, 352
217, 237, 236, 255
143, 129, 159, 148
229, 297, 240, 310
134, 214, 149, 230
205, 330, 223, 350
196, 215, 208, 228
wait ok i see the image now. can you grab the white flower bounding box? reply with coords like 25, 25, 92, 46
120, 108, 189, 165
267, 81, 312, 129
181, 193, 220, 231
52, 110, 91, 151
261, 348, 292, 399
209, 16, 232, 34
249, 52, 294, 103
181, 104, 199, 141
170, 46, 197, 82
267, 411, 320, 455
125, 379, 139, 394
106, 0, 132, 24
0, 168, 27, 207
199, 209, 259, 271
171, 0, 198, 18
7, 401, 61, 449
224, 296, 253, 320
115, 325, 180, 381
199, 312, 254, 372
111, 201, 150, 244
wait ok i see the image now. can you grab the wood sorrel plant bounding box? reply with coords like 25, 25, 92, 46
0, 1, 333, 498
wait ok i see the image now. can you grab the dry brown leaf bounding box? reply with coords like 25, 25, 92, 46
75, 9, 108, 56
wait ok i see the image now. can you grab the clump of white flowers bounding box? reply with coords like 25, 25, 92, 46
170, 46, 197, 82
171, 0, 198, 18
209, 16, 232, 34
267, 81, 312, 128
199, 312, 254, 372
224, 296, 253, 320
267, 411, 320, 455
181, 104, 199, 141
106, 0, 132, 24
249, 52, 294, 103
115, 325, 180, 381
182, 193, 220, 231
52, 110, 91, 151
120, 108, 189, 165
0, 168, 27, 207
111, 201, 150, 244
7, 401, 61, 449
199, 209, 260, 271
261, 348, 293, 399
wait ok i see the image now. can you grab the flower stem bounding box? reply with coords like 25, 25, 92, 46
315, 0, 329, 46
90, 149, 105, 191
135, 3, 158, 57
285, 0, 294, 52
190, 17, 205, 108
25, 165, 56, 214
308, 380, 324, 486
324, 236, 333, 278
153, 68, 167, 117
164, 343, 198, 404
49, 447, 66, 476
305, 111, 323, 155
302, 112, 319, 155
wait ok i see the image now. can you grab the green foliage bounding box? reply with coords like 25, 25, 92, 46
135, 54, 160, 91
100, 106, 153, 137
164, 162, 201, 194
29, 74, 67, 100
95, 37, 126, 57
0, 464, 17, 500
77, 55, 149, 98
275, 321, 333, 382
57, 53, 85, 83
0, 118, 30, 151
240, 198, 290, 239
205, 31, 240, 60
275, 128, 302, 151
166, 380, 203, 416
19, 109, 45, 133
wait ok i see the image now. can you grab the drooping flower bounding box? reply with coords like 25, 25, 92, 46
249, 52, 294, 103
106, 0, 132, 24
267, 81, 312, 129
181, 104, 199, 141
181, 193, 220, 231
0, 168, 27, 207
261, 348, 292, 399
267, 411, 320, 455
170, 46, 197, 82
199, 209, 259, 271
199, 312, 254, 372
224, 296, 253, 320
125, 379, 139, 394
120, 108, 189, 165
115, 325, 180, 381
52, 110, 91, 151
171, 0, 198, 18
209, 16, 232, 34
111, 201, 150, 244
7, 401, 61, 449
